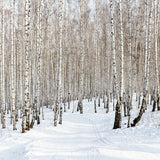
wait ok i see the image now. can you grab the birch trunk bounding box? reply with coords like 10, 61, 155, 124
132, 1, 153, 127
143, 0, 148, 111
58, 0, 63, 124
78, 0, 84, 114
54, 0, 63, 126
1, 1, 6, 129
0, 9, 2, 117
119, 0, 124, 104
127, 0, 132, 127
11, 0, 17, 130
35, 0, 43, 125
22, 0, 31, 133
152, 0, 159, 111
94, 0, 100, 112
119, 0, 123, 126
110, 0, 121, 129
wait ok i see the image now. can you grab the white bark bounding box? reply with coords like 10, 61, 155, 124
143, 0, 148, 96
119, 0, 124, 100
78, 0, 84, 114
54, 0, 63, 126
131, 1, 153, 127
153, 0, 159, 111
22, 0, 31, 133
110, 0, 119, 100
11, 0, 17, 130
127, 0, 132, 127
35, 0, 43, 125
58, 0, 63, 124
110, 0, 121, 129
1, 1, 6, 129
144, 1, 153, 96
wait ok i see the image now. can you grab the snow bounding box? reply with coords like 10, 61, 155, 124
0, 96, 160, 160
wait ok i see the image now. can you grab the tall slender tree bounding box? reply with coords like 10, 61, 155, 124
77, 0, 84, 114
132, 0, 153, 127
118, 0, 124, 126
22, 0, 31, 133
54, 0, 63, 126
1, 0, 6, 129
11, 0, 17, 130
127, 0, 132, 127
110, 0, 121, 129
152, 0, 159, 111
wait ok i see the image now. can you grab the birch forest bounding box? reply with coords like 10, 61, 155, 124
0, 0, 160, 133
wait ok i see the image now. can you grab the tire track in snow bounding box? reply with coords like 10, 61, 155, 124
83, 114, 111, 146
87, 146, 101, 160
80, 113, 109, 159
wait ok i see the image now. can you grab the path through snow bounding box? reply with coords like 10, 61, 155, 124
0, 99, 160, 160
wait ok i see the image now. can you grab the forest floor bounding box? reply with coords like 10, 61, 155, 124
0, 95, 160, 160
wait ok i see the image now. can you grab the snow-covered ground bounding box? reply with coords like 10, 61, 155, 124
0, 96, 160, 160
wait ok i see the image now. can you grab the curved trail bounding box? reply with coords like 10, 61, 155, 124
24, 103, 107, 160
0, 99, 160, 160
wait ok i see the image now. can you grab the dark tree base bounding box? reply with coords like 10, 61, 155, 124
157, 98, 160, 111
131, 97, 146, 127
152, 100, 156, 112
37, 116, 40, 125
113, 102, 121, 129
124, 102, 127, 117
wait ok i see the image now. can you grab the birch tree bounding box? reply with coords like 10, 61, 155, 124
10, 0, 17, 130
54, 0, 63, 126
127, 0, 132, 127
35, 0, 43, 125
152, 0, 159, 111
1, 0, 6, 129
77, 0, 84, 114
22, 0, 31, 133
110, 0, 121, 129
132, 0, 153, 127
118, 0, 123, 125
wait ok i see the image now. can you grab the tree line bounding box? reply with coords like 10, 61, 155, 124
0, 0, 159, 132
